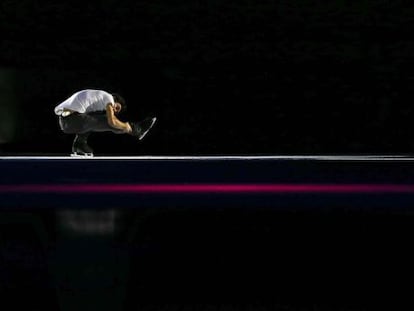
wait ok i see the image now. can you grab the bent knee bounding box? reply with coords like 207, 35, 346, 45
59, 118, 78, 134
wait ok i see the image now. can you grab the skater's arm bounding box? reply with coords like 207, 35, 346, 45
106, 104, 132, 133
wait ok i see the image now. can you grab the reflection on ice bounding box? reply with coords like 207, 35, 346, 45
58, 209, 118, 235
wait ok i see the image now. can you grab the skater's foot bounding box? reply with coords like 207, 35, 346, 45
130, 117, 157, 140
72, 142, 94, 156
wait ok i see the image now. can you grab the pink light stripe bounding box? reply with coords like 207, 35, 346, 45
0, 184, 414, 194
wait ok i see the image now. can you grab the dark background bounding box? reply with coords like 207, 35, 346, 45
2, 2, 414, 310
0, 0, 413, 155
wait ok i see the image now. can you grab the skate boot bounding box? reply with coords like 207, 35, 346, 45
130, 117, 157, 140
71, 134, 94, 157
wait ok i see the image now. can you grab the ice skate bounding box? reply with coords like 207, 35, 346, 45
71, 148, 94, 157
70, 151, 94, 157
71, 136, 94, 157
130, 117, 157, 141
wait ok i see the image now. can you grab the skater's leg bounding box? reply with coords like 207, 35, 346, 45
72, 132, 93, 155
60, 113, 126, 155
59, 113, 124, 134
82, 113, 125, 134
59, 114, 90, 134
59, 113, 127, 156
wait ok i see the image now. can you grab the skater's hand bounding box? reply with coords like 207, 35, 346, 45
125, 122, 132, 133
107, 104, 133, 133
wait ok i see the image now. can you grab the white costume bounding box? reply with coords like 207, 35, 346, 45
54, 89, 115, 116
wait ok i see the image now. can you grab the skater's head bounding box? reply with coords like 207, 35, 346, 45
112, 93, 126, 114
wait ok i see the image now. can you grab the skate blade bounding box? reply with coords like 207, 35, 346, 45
139, 117, 157, 141
71, 152, 94, 157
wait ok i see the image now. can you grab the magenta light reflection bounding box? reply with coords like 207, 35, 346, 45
1, 184, 414, 194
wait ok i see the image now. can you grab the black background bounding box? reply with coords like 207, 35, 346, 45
2, 2, 414, 310
0, 0, 413, 155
